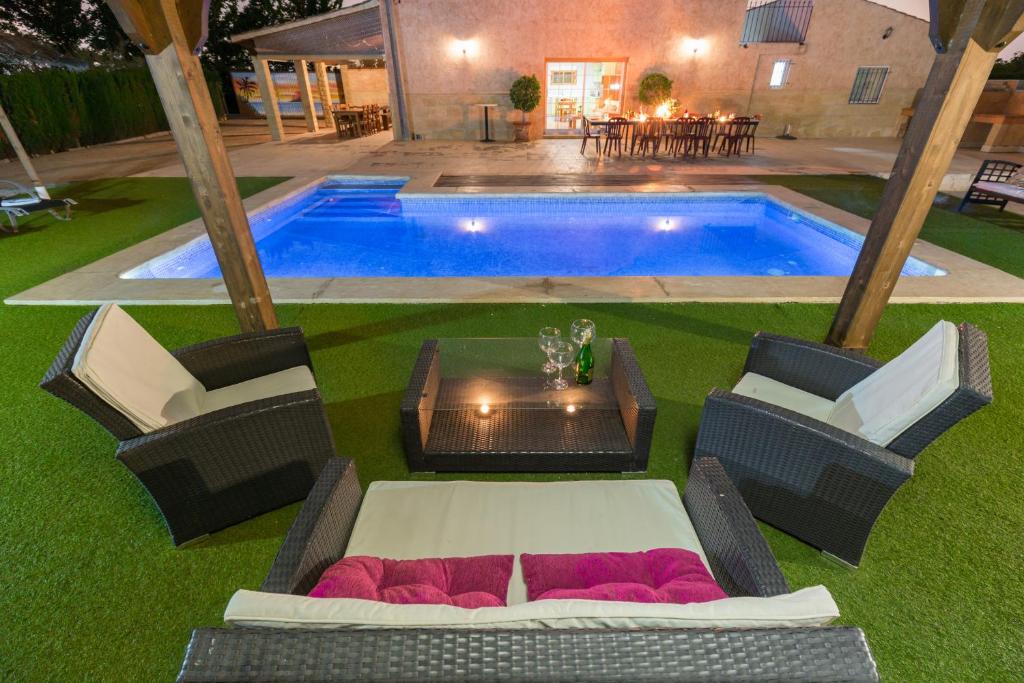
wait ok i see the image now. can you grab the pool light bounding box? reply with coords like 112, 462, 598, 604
462, 218, 485, 233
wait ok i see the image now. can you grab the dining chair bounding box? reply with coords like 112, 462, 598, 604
580, 117, 602, 157
689, 117, 715, 158
632, 118, 664, 157
603, 117, 628, 157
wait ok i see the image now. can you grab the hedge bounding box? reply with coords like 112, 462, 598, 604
0, 66, 227, 158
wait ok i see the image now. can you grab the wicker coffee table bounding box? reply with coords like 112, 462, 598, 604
401, 337, 655, 472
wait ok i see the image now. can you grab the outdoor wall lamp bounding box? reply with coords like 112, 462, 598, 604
450, 39, 479, 59
682, 38, 708, 57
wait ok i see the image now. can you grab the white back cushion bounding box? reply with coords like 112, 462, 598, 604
71, 304, 205, 433
345, 479, 707, 606
828, 321, 959, 446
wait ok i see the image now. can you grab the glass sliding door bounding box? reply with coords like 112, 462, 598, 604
544, 60, 627, 135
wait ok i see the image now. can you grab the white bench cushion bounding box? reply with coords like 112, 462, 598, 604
829, 321, 959, 446
72, 304, 205, 433
345, 479, 707, 606
224, 585, 838, 630
733, 372, 835, 423
72, 304, 317, 433
223, 479, 839, 630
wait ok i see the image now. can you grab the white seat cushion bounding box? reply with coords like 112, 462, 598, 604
828, 321, 959, 446
224, 585, 838, 631
72, 304, 205, 433
344, 479, 707, 606
732, 372, 835, 423
202, 366, 316, 415
72, 304, 318, 433
223, 479, 839, 630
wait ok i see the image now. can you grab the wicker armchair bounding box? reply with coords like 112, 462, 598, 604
40, 308, 336, 546
176, 457, 879, 682
696, 324, 992, 567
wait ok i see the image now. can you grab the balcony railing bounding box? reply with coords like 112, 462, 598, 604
740, 0, 814, 45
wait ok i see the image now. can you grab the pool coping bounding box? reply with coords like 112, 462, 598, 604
8, 174, 1024, 305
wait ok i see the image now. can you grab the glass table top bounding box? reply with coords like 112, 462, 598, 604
427, 337, 619, 412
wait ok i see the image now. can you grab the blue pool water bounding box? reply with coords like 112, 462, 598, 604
122, 177, 944, 279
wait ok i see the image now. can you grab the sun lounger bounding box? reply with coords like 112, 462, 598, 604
1, 180, 77, 233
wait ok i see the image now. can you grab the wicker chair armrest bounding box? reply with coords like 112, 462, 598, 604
178, 626, 878, 682
172, 327, 313, 390
117, 390, 329, 464
261, 457, 362, 595
699, 390, 913, 487
743, 333, 883, 400
610, 340, 657, 465
115, 390, 335, 545
684, 457, 789, 597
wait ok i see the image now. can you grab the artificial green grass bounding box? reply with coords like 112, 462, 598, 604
757, 173, 1024, 279
1, 177, 1023, 681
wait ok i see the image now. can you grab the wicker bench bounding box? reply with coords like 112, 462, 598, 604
176, 457, 879, 682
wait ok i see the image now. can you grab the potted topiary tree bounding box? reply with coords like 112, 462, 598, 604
638, 72, 673, 113
509, 74, 541, 142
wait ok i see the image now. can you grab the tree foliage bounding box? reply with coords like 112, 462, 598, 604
1, 0, 348, 73
638, 72, 673, 106
991, 52, 1024, 79
509, 75, 541, 115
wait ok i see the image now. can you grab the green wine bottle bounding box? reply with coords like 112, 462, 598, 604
574, 341, 594, 385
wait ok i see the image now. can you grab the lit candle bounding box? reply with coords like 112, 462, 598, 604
565, 404, 577, 415
478, 403, 492, 417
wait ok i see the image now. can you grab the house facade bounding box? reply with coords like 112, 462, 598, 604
381, 0, 934, 141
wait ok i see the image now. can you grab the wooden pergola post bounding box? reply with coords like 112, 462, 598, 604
254, 57, 285, 142
293, 59, 319, 133
314, 61, 333, 125
0, 102, 50, 198
106, 0, 278, 332
826, 0, 1024, 349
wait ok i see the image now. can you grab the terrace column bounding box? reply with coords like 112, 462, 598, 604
294, 59, 319, 133
825, 0, 1024, 350
105, 0, 278, 332
254, 57, 285, 142
379, 0, 411, 140
315, 61, 334, 126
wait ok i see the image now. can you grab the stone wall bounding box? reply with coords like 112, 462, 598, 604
340, 66, 389, 107
391, 0, 934, 141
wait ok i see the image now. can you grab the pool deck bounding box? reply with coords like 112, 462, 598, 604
9, 170, 1024, 306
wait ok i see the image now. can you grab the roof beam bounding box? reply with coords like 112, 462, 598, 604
104, 0, 277, 332
826, 0, 1016, 350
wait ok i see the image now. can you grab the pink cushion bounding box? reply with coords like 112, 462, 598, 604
308, 555, 514, 608
521, 548, 728, 604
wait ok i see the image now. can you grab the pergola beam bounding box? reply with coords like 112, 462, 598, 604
0, 102, 50, 198
826, 0, 1022, 350
105, 0, 278, 332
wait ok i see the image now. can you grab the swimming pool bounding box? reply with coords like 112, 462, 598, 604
122, 177, 944, 279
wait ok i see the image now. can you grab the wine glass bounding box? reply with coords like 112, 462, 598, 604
548, 341, 575, 391
570, 319, 596, 346
538, 327, 561, 376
